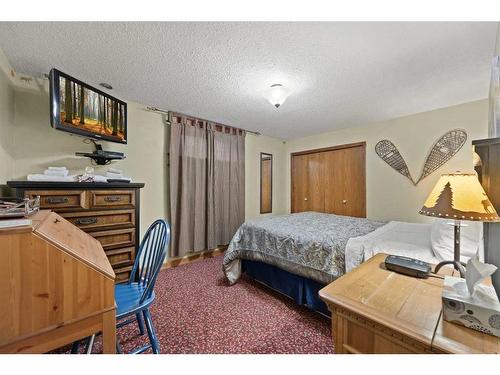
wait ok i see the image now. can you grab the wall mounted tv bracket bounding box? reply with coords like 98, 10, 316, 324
75, 139, 125, 165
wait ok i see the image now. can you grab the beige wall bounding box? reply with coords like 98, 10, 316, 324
0, 51, 169, 237
0, 50, 14, 193
285, 100, 489, 223
12, 87, 169, 236
0, 47, 287, 236
245, 134, 287, 219
0, 47, 490, 236
496, 24, 500, 55
8, 78, 288, 227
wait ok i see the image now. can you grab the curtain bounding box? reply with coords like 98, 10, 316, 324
169, 114, 245, 257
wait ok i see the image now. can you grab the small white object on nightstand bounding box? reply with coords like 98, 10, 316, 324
442, 274, 500, 337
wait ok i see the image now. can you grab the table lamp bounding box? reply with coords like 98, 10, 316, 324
419, 172, 500, 277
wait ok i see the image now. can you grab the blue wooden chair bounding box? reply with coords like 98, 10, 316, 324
71, 219, 170, 354
114, 219, 170, 354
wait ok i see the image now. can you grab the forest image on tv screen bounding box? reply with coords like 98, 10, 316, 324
59, 76, 125, 142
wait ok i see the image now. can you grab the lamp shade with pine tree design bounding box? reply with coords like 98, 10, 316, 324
420, 173, 500, 221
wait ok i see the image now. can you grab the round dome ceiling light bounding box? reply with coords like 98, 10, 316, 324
265, 84, 291, 108
99, 82, 113, 90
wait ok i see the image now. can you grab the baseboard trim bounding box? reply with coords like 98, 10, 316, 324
162, 246, 227, 270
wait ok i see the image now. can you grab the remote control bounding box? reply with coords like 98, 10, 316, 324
384, 255, 431, 278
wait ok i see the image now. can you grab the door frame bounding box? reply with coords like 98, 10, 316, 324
290, 141, 366, 214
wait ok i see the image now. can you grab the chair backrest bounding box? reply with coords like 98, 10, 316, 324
129, 219, 170, 303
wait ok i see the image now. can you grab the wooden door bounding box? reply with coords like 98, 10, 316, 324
292, 152, 326, 213
291, 154, 309, 213
291, 142, 366, 217
325, 149, 345, 215
340, 145, 365, 217
306, 152, 325, 212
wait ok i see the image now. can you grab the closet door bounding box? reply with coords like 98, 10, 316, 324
324, 149, 345, 215
291, 152, 325, 213
291, 154, 309, 213
306, 152, 326, 212
340, 145, 366, 217
291, 142, 366, 217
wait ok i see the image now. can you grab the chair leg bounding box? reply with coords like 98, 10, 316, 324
71, 335, 93, 354
84, 335, 95, 354
143, 309, 160, 354
71, 340, 81, 354
136, 313, 145, 335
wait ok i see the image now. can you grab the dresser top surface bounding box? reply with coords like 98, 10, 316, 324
7, 181, 145, 189
319, 253, 500, 353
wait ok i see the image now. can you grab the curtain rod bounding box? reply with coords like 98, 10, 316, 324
145, 106, 261, 136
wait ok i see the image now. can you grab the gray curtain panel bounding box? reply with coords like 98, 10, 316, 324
169, 114, 245, 257
208, 127, 246, 248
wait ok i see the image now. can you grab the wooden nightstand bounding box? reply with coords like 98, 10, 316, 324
319, 253, 500, 354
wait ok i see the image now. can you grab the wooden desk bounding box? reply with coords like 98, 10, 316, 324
0, 211, 116, 353
319, 253, 500, 354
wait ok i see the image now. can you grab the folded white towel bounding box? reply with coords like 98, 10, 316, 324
47, 166, 68, 171
92, 175, 108, 183
44, 169, 69, 177
27, 174, 76, 182
108, 168, 122, 175
106, 172, 124, 179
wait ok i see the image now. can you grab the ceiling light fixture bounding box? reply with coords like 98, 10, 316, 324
265, 84, 291, 108
99, 82, 113, 90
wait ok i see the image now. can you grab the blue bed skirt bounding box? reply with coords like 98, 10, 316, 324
241, 259, 330, 316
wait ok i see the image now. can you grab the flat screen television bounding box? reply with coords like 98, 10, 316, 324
49, 68, 127, 144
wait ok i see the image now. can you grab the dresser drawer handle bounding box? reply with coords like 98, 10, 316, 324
104, 196, 122, 202
74, 217, 98, 225
46, 197, 69, 204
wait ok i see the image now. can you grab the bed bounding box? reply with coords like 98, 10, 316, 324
223, 211, 482, 315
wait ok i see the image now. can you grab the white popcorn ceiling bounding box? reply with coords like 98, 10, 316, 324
0, 22, 497, 139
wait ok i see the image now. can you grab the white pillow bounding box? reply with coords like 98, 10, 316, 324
430, 219, 484, 263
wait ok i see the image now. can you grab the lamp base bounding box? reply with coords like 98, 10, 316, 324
433, 220, 466, 278
434, 260, 466, 278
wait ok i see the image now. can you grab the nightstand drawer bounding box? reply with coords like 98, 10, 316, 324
333, 308, 428, 354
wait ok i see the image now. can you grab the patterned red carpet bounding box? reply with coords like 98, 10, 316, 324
70, 256, 333, 354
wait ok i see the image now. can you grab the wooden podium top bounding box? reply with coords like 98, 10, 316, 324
0, 210, 116, 352
37, 211, 114, 279
0, 210, 114, 279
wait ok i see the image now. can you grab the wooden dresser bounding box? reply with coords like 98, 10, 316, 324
7, 181, 145, 283
319, 253, 500, 354
0, 210, 116, 353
